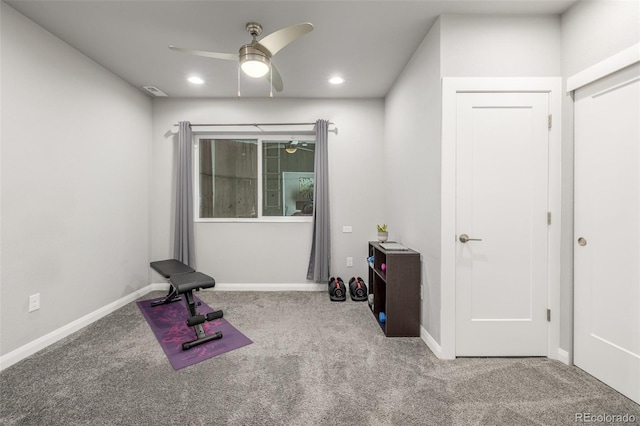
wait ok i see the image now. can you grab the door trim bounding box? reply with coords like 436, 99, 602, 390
440, 77, 562, 361
567, 43, 639, 92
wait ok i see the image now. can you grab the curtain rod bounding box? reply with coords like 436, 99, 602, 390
173, 121, 338, 134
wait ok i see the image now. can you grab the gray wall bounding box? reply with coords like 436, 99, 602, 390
151, 98, 385, 285
0, 3, 153, 356
559, 0, 640, 358
385, 18, 442, 342
440, 15, 562, 77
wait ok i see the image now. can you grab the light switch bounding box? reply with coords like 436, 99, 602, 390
342, 226, 352, 233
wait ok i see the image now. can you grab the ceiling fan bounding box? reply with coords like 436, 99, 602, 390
169, 22, 314, 92
285, 140, 314, 154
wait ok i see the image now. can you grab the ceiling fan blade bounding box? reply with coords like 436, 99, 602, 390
169, 46, 238, 62
257, 22, 314, 56
266, 63, 284, 92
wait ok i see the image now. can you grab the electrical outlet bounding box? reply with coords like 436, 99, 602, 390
29, 293, 40, 312
346, 257, 353, 267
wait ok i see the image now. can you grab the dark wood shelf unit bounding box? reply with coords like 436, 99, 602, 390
367, 241, 421, 337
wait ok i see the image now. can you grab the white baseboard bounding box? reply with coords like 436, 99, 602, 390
152, 282, 325, 292
149, 283, 169, 291
421, 325, 453, 359
209, 282, 325, 292
0, 284, 161, 372
557, 348, 572, 366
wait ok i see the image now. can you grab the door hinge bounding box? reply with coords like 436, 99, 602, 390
547, 309, 551, 322
548, 114, 552, 129
547, 211, 552, 225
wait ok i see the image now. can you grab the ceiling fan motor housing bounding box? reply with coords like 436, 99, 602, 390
246, 22, 263, 37
239, 43, 271, 59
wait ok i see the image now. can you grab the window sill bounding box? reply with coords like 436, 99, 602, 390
195, 217, 313, 224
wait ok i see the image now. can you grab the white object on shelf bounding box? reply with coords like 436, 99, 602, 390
380, 242, 408, 251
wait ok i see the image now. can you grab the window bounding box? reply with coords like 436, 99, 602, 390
198, 138, 258, 218
195, 136, 315, 220
263, 140, 315, 217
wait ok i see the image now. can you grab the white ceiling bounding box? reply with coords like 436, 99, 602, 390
5, 0, 578, 98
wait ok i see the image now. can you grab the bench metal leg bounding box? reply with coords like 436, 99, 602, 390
182, 331, 223, 350
181, 290, 224, 351
150, 284, 181, 307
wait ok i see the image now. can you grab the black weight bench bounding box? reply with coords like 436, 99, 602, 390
150, 259, 223, 350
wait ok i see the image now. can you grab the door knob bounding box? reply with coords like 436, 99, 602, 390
577, 237, 587, 246
459, 234, 482, 243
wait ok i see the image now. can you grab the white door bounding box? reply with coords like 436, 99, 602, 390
574, 62, 640, 404
456, 92, 550, 356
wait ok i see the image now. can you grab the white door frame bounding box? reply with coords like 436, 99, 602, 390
439, 77, 562, 361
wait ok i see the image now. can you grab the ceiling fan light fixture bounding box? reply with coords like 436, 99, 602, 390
241, 60, 270, 78
285, 140, 298, 154
239, 45, 271, 78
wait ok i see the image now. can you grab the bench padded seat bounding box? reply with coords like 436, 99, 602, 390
150, 259, 195, 278
170, 271, 216, 294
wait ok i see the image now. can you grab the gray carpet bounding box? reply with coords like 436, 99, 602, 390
1, 291, 638, 425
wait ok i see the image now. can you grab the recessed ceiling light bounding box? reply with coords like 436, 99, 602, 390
329, 76, 344, 85
187, 76, 204, 85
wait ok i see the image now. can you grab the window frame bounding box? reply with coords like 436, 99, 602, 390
193, 133, 316, 223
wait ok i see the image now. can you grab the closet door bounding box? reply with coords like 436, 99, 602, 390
574, 61, 640, 404
455, 92, 550, 356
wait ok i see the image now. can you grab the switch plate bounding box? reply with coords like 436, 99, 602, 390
342, 226, 352, 233
346, 257, 353, 267
29, 293, 40, 312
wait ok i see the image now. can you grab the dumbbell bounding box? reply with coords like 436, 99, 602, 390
328, 277, 346, 301
348, 277, 368, 301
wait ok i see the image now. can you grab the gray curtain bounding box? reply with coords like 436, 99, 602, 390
307, 119, 330, 282
174, 121, 196, 268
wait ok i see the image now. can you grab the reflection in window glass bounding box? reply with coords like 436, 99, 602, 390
262, 141, 315, 216
199, 139, 258, 218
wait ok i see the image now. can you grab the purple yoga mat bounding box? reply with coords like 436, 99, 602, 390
137, 295, 252, 370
